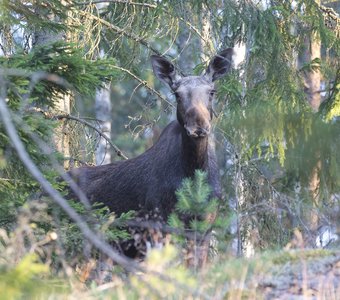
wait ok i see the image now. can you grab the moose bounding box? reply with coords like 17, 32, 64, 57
68, 49, 233, 252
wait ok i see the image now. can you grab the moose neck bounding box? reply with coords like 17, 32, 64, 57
181, 127, 209, 175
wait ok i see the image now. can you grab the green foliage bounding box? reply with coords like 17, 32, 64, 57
0, 0, 69, 37
0, 254, 50, 300
0, 112, 58, 230
130, 245, 196, 298
0, 41, 120, 231
169, 171, 219, 234
0, 42, 118, 108
42, 199, 134, 259
175, 170, 216, 216
321, 71, 340, 121
212, 0, 340, 251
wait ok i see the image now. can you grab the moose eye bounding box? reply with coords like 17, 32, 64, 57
209, 89, 216, 97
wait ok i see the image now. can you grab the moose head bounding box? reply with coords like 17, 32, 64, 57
151, 49, 233, 139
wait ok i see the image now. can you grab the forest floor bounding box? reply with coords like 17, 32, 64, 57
77, 244, 340, 299
245, 249, 340, 299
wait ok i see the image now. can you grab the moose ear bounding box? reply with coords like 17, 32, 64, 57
151, 55, 179, 89
205, 48, 233, 82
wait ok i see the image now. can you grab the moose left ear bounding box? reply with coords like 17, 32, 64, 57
205, 48, 233, 82
151, 55, 180, 89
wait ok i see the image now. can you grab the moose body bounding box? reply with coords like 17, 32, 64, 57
69, 49, 233, 220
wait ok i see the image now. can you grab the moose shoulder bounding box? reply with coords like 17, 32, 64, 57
68, 49, 233, 219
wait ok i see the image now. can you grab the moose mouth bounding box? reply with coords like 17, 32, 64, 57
184, 125, 210, 138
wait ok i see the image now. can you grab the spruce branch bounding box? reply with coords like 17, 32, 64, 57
72, 0, 157, 9
0, 68, 128, 160
80, 11, 162, 56
76, 8, 204, 78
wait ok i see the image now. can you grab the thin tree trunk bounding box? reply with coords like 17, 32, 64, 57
95, 80, 112, 165
302, 34, 322, 112
200, 3, 214, 61
95, 3, 112, 166
232, 6, 256, 256
54, 95, 71, 169
33, 5, 71, 169
307, 27, 322, 234
299, 0, 322, 233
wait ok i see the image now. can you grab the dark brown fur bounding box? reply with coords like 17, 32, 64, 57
68, 49, 233, 220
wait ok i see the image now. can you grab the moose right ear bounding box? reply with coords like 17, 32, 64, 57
151, 55, 179, 89
205, 48, 233, 82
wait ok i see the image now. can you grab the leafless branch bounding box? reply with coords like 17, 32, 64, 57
75, 1, 208, 58
26, 128, 93, 210
55, 113, 129, 160
112, 65, 175, 108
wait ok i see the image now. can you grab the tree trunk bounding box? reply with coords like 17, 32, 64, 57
33, 5, 71, 169
299, 0, 322, 234
232, 8, 255, 257
302, 35, 322, 112
306, 28, 322, 233
95, 80, 112, 165
95, 3, 112, 166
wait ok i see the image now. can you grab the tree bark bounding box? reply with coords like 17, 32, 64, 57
33, 4, 71, 169
299, 0, 322, 233
95, 3, 112, 166
95, 81, 112, 165
302, 35, 322, 112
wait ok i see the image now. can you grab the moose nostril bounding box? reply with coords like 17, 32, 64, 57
185, 126, 210, 138
196, 128, 203, 136
195, 128, 209, 137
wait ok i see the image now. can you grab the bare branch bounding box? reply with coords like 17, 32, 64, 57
55, 113, 129, 160
112, 66, 175, 108
75, 2, 208, 57
27, 129, 93, 210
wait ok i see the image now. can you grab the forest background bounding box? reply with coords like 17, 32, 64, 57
0, 0, 339, 298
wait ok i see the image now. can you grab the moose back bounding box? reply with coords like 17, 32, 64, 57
68, 49, 233, 219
